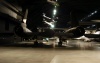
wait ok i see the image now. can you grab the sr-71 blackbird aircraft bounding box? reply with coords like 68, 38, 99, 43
14, 9, 85, 46
14, 22, 85, 46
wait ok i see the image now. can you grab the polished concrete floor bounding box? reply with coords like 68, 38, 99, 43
0, 40, 100, 63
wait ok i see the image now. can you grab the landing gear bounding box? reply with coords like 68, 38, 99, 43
33, 40, 39, 47
58, 36, 63, 47
58, 41, 62, 47
33, 36, 39, 47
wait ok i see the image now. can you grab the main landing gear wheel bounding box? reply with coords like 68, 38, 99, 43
33, 41, 39, 47
58, 42, 62, 47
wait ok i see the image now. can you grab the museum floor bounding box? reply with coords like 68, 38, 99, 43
0, 40, 100, 63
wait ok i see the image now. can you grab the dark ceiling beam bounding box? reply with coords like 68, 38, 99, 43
1, 0, 23, 17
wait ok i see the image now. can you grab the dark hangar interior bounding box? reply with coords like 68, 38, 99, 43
0, 0, 100, 63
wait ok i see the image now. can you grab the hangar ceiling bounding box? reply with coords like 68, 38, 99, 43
4, 0, 100, 28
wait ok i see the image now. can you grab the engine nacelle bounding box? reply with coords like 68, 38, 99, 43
65, 26, 85, 38
14, 25, 34, 38
54, 26, 85, 38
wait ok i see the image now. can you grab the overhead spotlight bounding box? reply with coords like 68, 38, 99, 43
91, 13, 94, 15
80, 10, 98, 22
53, 9, 57, 16
94, 11, 97, 13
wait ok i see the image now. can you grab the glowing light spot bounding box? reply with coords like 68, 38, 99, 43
53, 9, 57, 16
